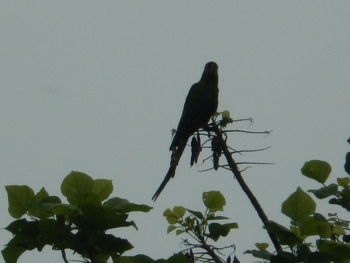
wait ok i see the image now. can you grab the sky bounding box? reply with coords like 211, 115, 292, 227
1, 1, 350, 262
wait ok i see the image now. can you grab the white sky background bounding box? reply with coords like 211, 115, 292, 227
1, 1, 350, 262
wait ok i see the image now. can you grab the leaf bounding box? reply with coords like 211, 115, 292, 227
265, 221, 301, 246
104, 197, 152, 213
301, 160, 331, 183
207, 215, 229, 221
208, 222, 238, 241
299, 216, 332, 238
34, 188, 49, 201
308, 184, 338, 199
92, 179, 113, 201
5, 185, 35, 218
172, 206, 186, 218
1, 245, 26, 263
163, 209, 178, 224
186, 209, 204, 219
61, 171, 94, 205
202, 191, 226, 212
166, 253, 193, 263
317, 239, 350, 261
337, 177, 350, 187
175, 229, 185, 235
255, 243, 269, 250
167, 225, 176, 233
282, 187, 316, 221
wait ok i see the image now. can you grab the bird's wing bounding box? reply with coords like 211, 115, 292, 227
169, 83, 202, 150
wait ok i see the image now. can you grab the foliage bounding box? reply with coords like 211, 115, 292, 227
245, 142, 350, 262
164, 191, 238, 262
2, 171, 191, 263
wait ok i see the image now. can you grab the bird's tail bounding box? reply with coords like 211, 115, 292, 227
152, 140, 187, 201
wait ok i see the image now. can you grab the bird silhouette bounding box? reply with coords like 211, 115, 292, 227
152, 62, 219, 201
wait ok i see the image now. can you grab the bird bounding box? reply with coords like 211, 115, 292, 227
152, 62, 219, 201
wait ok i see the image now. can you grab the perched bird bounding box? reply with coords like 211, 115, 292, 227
152, 62, 219, 201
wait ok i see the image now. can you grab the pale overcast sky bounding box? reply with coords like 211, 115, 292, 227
1, 1, 350, 262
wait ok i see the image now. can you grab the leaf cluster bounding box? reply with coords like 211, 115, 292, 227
246, 152, 350, 262
164, 191, 238, 262
3, 171, 152, 263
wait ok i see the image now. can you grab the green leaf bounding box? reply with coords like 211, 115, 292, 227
34, 188, 49, 201
166, 253, 193, 263
345, 152, 350, 175
308, 184, 338, 199
220, 110, 234, 127
1, 245, 26, 263
301, 160, 332, 183
172, 206, 186, 218
337, 177, 350, 187
175, 229, 185, 235
61, 171, 94, 205
104, 197, 152, 213
206, 215, 229, 220
255, 243, 269, 250
92, 179, 113, 201
265, 221, 301, 246
186, 209, 204, 219
317, 239, 350, 261
163, 209, 178, 224
5, 185, 35, 218
167, 225, 176, 233
282, 187, 316, 221
208, 222, 238, 241
299, 216, 332, 238
202, 191, 226, 212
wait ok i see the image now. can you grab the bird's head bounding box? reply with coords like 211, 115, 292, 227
201, 61, 218, 82
203, 61, 218, 76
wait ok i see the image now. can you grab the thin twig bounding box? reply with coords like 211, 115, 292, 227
223, 129, 271, 135
61, 249, 69, 263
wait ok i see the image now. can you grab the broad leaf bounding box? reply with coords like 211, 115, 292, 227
337, 177, 350, 187
1, 246, 26, 263
61, 171, 94, 205
282, 187, 316, 221
202, 191, 226, 212
299, 216, 331, 238
186, 209, 204, 219
5, 185, 35, 218
208, 222, 238, 241
308, 184, 338, 199
104, 197, 151, 213
265, 221, 301, 246
93, 179, 113, 201
172, 206, 185, 218
301, 160, 331, 183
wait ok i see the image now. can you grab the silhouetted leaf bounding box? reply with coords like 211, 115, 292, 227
308, 184, 338, 199
104, 197, 151, 213
301, 160, 331, 183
